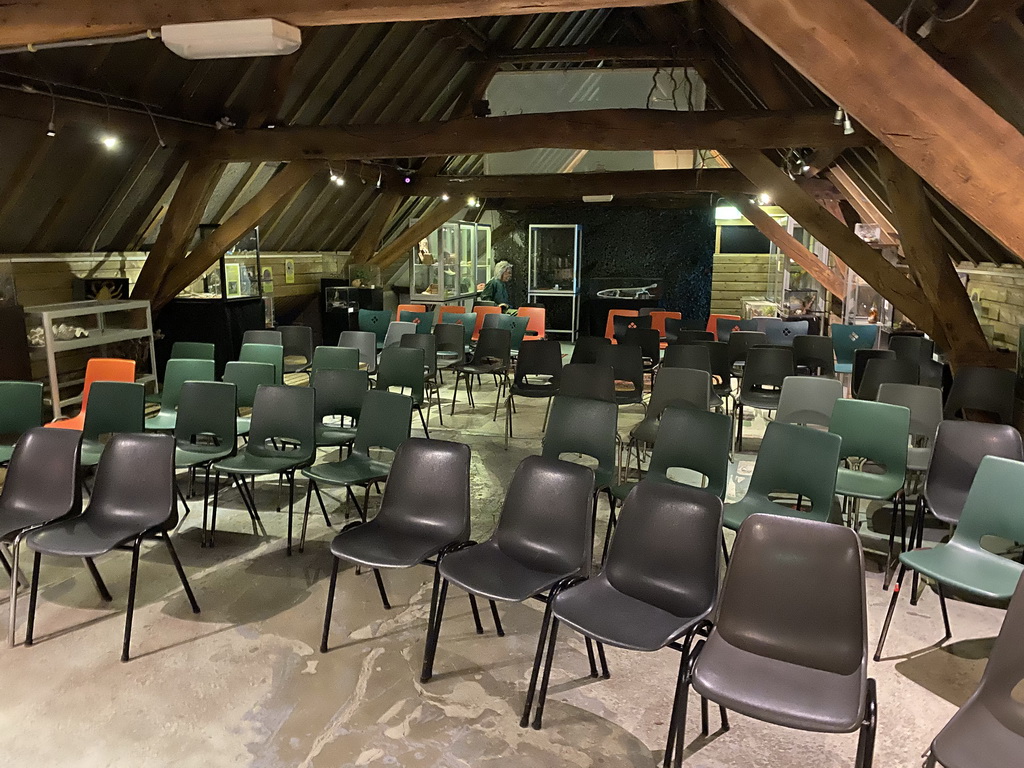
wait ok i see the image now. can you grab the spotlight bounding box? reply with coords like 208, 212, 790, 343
329, 171, 344, 187
757, 192, 771, 205
45, 121, 56, 138
467, 196, 478, 207
101, 134, 119, 150
376, 170, 383, 189
441, 193, 450, 201
833, 107, 844, 126
843, 114, 854, 136
801, 164, 812, 174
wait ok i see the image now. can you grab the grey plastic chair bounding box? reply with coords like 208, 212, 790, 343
775, 375, 843, 429
145, 358, 216, 432
628, 367, 712, 469
279, 325, 313, 375
170, 341, 216, 361
450, 327, 511, 418
855, 357, 919, 400
337, 330, 377, 374
793, 334, 836, 377
543, 394, 619, 498
242, 329, 283, 347
433, 323, 466, 375
569, 336, 611, 365
689, 514, 876, 768
596, 344, 645, 407
239, 342, 284, 384
734, 346, 794, 452
889, 334, 934, 364
311, 345, 359, 376
400, 333, 444, 425
211, 385, 315, 554
222, 360, 276, 437
944, 366, 1016, 424
380, 321, 417, 351
851, 348, 895, 396
529, 481, 723, 752
877, 383, 943, 473
421, 455, 595, 690
727, 330, 768, 369
0, 427, 82, 647
670, 328, 714, 346
321, 439, 471, 652
559, 363, 616, 403
377, 345, 432, 436
924, 570, 1024, 768
24, 433, 200, 661
661, 344, 711, 374
623, 327, 662, 373
698, 340, 733, 403
81, 381, 146, 468
0, 381, 43, 465
505, 339, 562, 449
311, 368, 368, 450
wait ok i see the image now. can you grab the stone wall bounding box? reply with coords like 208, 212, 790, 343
962, 262, 1024, 351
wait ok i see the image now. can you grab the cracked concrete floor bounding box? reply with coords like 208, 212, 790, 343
0, 374, 1007, 767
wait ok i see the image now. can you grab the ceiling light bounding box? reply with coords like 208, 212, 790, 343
45, 121, 56, 137
757, 192, 771, 205
843, 114, 854, 136
441, 193, 450, 201
715, 205, 742, 220
833, 107, 844, 126
101, 134, 119, 150
161, 19, 301, 60
467, 196, 478, 207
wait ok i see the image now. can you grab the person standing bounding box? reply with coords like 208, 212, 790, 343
479, 260, 515, 310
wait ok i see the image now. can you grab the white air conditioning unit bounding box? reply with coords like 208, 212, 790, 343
161, 19, 301, 60
582, 195, 614, 203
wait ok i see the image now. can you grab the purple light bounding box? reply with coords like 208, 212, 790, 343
404, 176, 412, 184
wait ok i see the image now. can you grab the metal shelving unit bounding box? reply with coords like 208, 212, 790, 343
24, 299, 158, 419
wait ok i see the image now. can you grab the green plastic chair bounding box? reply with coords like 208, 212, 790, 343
173, 381, 237, 533
146, 358, 216, 431
170, 341, 215, 361
311, 346, 359, 376
81, 382, 146, 467
239, 343, 284, 384
301, 390, 413, 548
222, 361, 277, 437
723, 421, 841, 532
874, 455, 1024, 661
376, 346, 430, 437
359, 309, 393, 349
311, 368, 368, 449
0, 381, 44, 464
831, 323, 878, 375
398, 310, 435, 333
508, 315, 530, 354
211, 385, 315, 555
829, 398, 910, 583
448, 313, 477, 348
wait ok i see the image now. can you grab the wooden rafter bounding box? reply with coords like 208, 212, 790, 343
476, 43, 706, 65
349, 195, 403, 265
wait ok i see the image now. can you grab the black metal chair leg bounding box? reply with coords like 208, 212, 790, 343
419, 575, 450, 683
701, 696, 709, 736
910, 496, 926, 606
489, 600, 505, 637
121, 537, 143, 662
600, 501, 618, 564
320, 557, 340, 653
855, 678, 877, 768
24, 551, 42, 646
663, 650, 690, 768
314, 482, 331, 527
531, 616, 561, 729
720, 531, 731, 565
300, 479, 313, 553
468, 594, 484, 634
372, 569, 391, 610
585, 637, 598, 677
175, 483, 190, 519
84, 557, 113, 601
286, 470, 296, 556
163, 533, 200, 613
874, 564, 908, 661
521, 596, 556, 728
596, 642, 610, 678
937, 583, 952, 641
450, 372, 461, 416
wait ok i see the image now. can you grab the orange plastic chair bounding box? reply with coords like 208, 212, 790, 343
605, 310, 639, 343
707, 313, 741, 340
46, 357, 136, 430
516, 307, 546, 341
437, 305, 467, 324
472, 306, 502, 341
396, 304, 427, 316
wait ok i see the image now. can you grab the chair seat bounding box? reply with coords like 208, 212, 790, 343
330, 522, 456, 569
692, 632, 865, 734
214, 452, 307, 476
301, 454, 391, 487
907, 446, 931, 473
723, 495, 825, 530
0, 444, 14, 464
145, 409, 177, 431
629, 418, 659, 447
511, 382, 558, 398
900, 542, 1024, 601
930, 693, 1024, 768
81, 438, 106, 468
835, 363, 853, 374
236, 416, 251, 436
835, 467, 903, 501
175, 444, 233, 469
25, 516, 155, 558
455, 361, 504, 375
439, 540, 572, 603
315, 424, 357, 447
738, 391, 781, 410
552, 576, 705, 652
46, 414, 85, 431
0, 507, 69, 540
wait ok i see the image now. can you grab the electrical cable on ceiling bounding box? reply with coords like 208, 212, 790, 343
934, 0, 981, 22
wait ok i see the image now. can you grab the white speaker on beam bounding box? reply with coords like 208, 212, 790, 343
161, 19, 301, 60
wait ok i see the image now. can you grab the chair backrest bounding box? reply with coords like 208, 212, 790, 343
80, 358, 137, 411
542, 395, 618, 478
400, 333, 437, 377
312, 368, 368, 423
671, 329, 714, 346
508, 315, 530, 351
746, 421, 842, 521
516, 306, 546, 340
697, 341, 731, 388
351, 389, 413, 456
312, 345, 360, 374
0, 381, 44, 437
376, 346, 425, 403
158, 358, 216, 411
559, 363, 615, 402
482, 312, 515, 332
87, 433, 178, 530
649, 367, 711, 414
596, 344, 644, 395
766, 319, 808, 347
471, 305, 502, 340
716, 316, 746, 343
888, 334, 934, 364
852, 348, 896, 395
222, 361, 276, 409
831, 323, 879, 367
661, 344, 711, 373
359, 309, 393, 344
238, 343, 284, 384
923, 421, 1024, 525
437, 305, 467, 324
963, 561, 1024, 710
944, 366, 1016, 424
381, 321, 417, 349
792, 334, 836, 376
612, 314, 652, 344
775, 376, 843, 429
648, 310, 681, 338
174, 381, 237, 451
622, 327, 661, 364
472, 327, 512, 368
337, 330, 377, 372
753, 316, 783, 334
648, 406, 731, 499
856, 357, 919, 400
715, 514, 866, 677
0, 427, 82, 523
829, 399, 910, 481
739, 347, 794, 395
279, 325, 313, 361
374, 438, 471, 543
877, 383, 943, 443
727, 331, 768, 366
246, 385, 315, 464
396, 303, 427, 316
569, 335, 611, 365
606, 480, 722, 619
493, 455, 596, 577
605, 309, 639, 340
447, 312, 478, 347
433, 323, 466, 365
919, 358, 945, 390
82, 382, 145, 440
513, 339, 562, 387
398, 310, 434, 333
170, 341, 215, 361
951, 456, 1024, 557
242, 329, 283, 346
707, 313, 740, 340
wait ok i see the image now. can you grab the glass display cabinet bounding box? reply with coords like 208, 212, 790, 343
845, 270, 894, 327
409, 220, 492, 303
182, 226, 265, 301
528, 224, 581, 339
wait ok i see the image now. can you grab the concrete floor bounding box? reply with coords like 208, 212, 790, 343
0, 369, 1007, 767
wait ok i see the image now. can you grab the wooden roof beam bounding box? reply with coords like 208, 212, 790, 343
475, 43, 706, 65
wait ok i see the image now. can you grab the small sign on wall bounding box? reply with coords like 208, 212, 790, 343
285, 259, 295, 284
